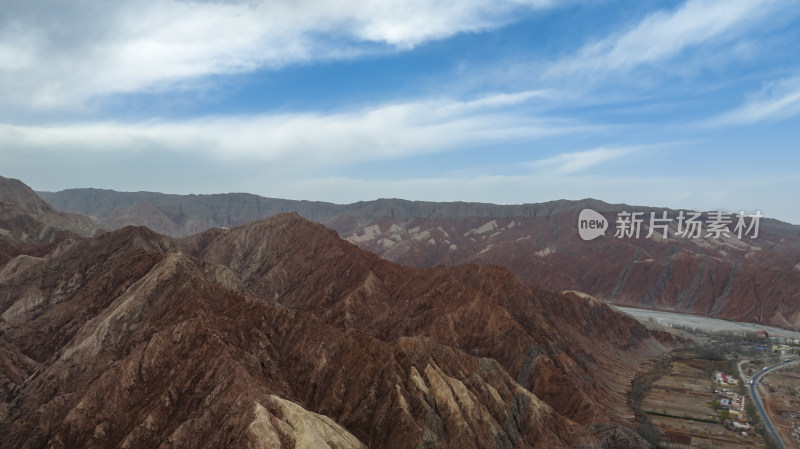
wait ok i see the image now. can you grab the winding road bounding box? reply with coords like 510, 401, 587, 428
748, 357, 800, 449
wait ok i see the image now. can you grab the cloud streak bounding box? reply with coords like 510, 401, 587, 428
527, 147, 640, 174
0, 92, 576, 166
709, 76, 800, 125
545, 0, 782, 80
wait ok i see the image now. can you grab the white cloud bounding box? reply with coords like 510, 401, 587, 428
0, 0, 557, 110
528, 147, 639, 174
0, 92, 574, 165
709, 76, 800, 125
545, 0, 782, 80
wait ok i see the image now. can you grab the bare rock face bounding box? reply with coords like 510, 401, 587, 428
251, 395, 369, 449
0, 209, 672, 448
0, 176, 101, 275
0, 204, 62, 267
99, 200, 183, 236
0, 176, 98, 239
0, 339, 36, 423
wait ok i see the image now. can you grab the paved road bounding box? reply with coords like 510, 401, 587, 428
749, 357, 800, 449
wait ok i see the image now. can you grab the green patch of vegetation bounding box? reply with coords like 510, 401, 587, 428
745, 400, 761, 426
759, 427, 781, 449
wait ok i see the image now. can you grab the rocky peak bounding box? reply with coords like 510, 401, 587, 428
0, 176, 99, 238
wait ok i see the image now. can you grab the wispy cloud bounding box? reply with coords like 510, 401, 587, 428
0, 0, 557, 110
709, 76, 800, 125
0, 92, 576, 165
528, 147, 640, 174
545, 0, 782, 81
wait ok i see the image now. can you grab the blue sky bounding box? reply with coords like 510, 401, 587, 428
1, 0, 799, 223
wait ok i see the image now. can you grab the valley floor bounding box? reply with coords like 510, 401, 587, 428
617, 307, 800, 340
642, 359, 768, 449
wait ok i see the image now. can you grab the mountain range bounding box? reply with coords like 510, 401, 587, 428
0, 175, 682, 448
39, 186, 800, 331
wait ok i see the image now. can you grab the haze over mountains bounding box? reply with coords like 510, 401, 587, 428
40, 186, 800, 331
0, 175, 677, 448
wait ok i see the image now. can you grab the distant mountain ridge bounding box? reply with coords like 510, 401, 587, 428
39, 188, 650, 234
38, 187, 800, 331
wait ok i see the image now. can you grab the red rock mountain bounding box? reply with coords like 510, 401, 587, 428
0, 176, 99, 267
331, 207, 800, 332
38, 190, 800, 331
1, 181, 677, 448
0, 177, 98, 239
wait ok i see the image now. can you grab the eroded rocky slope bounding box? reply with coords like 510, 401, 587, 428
0, 186, 673, 448
333, 212, 800, 331
0, 177, 100, 268
1, 177, 98, 240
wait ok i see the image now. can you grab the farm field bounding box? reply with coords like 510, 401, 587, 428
642, 359, 767, 449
